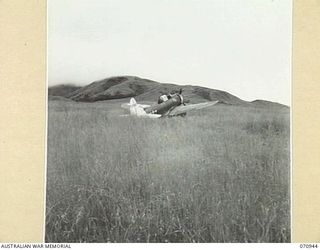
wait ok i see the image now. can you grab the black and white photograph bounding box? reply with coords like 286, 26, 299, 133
46, 0, 292, 243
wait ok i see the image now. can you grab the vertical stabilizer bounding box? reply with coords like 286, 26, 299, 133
130, 98, 137, 105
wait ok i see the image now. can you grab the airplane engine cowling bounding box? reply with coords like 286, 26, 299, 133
144, 94, 183, 115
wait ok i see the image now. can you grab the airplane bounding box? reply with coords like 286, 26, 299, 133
121, 92, 219, 118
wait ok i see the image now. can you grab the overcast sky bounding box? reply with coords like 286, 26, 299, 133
48, 0, 292, 105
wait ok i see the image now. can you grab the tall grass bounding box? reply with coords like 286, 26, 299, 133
46, 101, 290, 242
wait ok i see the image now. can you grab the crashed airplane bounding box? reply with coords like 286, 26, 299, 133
121, 92, 219, 118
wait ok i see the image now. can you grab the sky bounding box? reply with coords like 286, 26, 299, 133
48, 0, 292, 105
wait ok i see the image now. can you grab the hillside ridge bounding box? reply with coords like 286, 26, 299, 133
49, 76, 288, 108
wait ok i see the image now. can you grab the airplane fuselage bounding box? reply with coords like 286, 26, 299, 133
144, 94, 184, 115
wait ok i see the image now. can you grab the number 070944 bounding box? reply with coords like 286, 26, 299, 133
300, 244, 318, 248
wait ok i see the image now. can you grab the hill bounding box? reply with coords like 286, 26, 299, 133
65, 76, 247, 105
48, 84, 81, 97
49, 76, 288, 109
250, 100, 289, 109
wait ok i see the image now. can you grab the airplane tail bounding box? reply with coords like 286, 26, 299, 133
128, 98, 146, 116
129, 98, 137, 106
120, 98, 138, 109
121, 98, 161, 118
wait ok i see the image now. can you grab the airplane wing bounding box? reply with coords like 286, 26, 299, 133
140, 104, 151, 108
167, 101, 219, 116
120, 113, 161, 118
146, 114, 162, 118
121, 103, 150, 110
121, 103, 130, 110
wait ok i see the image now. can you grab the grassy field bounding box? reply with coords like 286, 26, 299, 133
45, 100, 290, 243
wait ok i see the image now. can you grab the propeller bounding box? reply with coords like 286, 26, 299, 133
170, 88, 183, 95
159, 88, 187, 105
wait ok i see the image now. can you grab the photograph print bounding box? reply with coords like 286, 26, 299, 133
46, 0, 292, 243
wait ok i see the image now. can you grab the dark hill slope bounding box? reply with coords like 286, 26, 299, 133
48, 84, 81, 97
251, 100, 287, 108
66, 76, 143, 101
250, 100, 289, 110
66, 76, 247, 105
